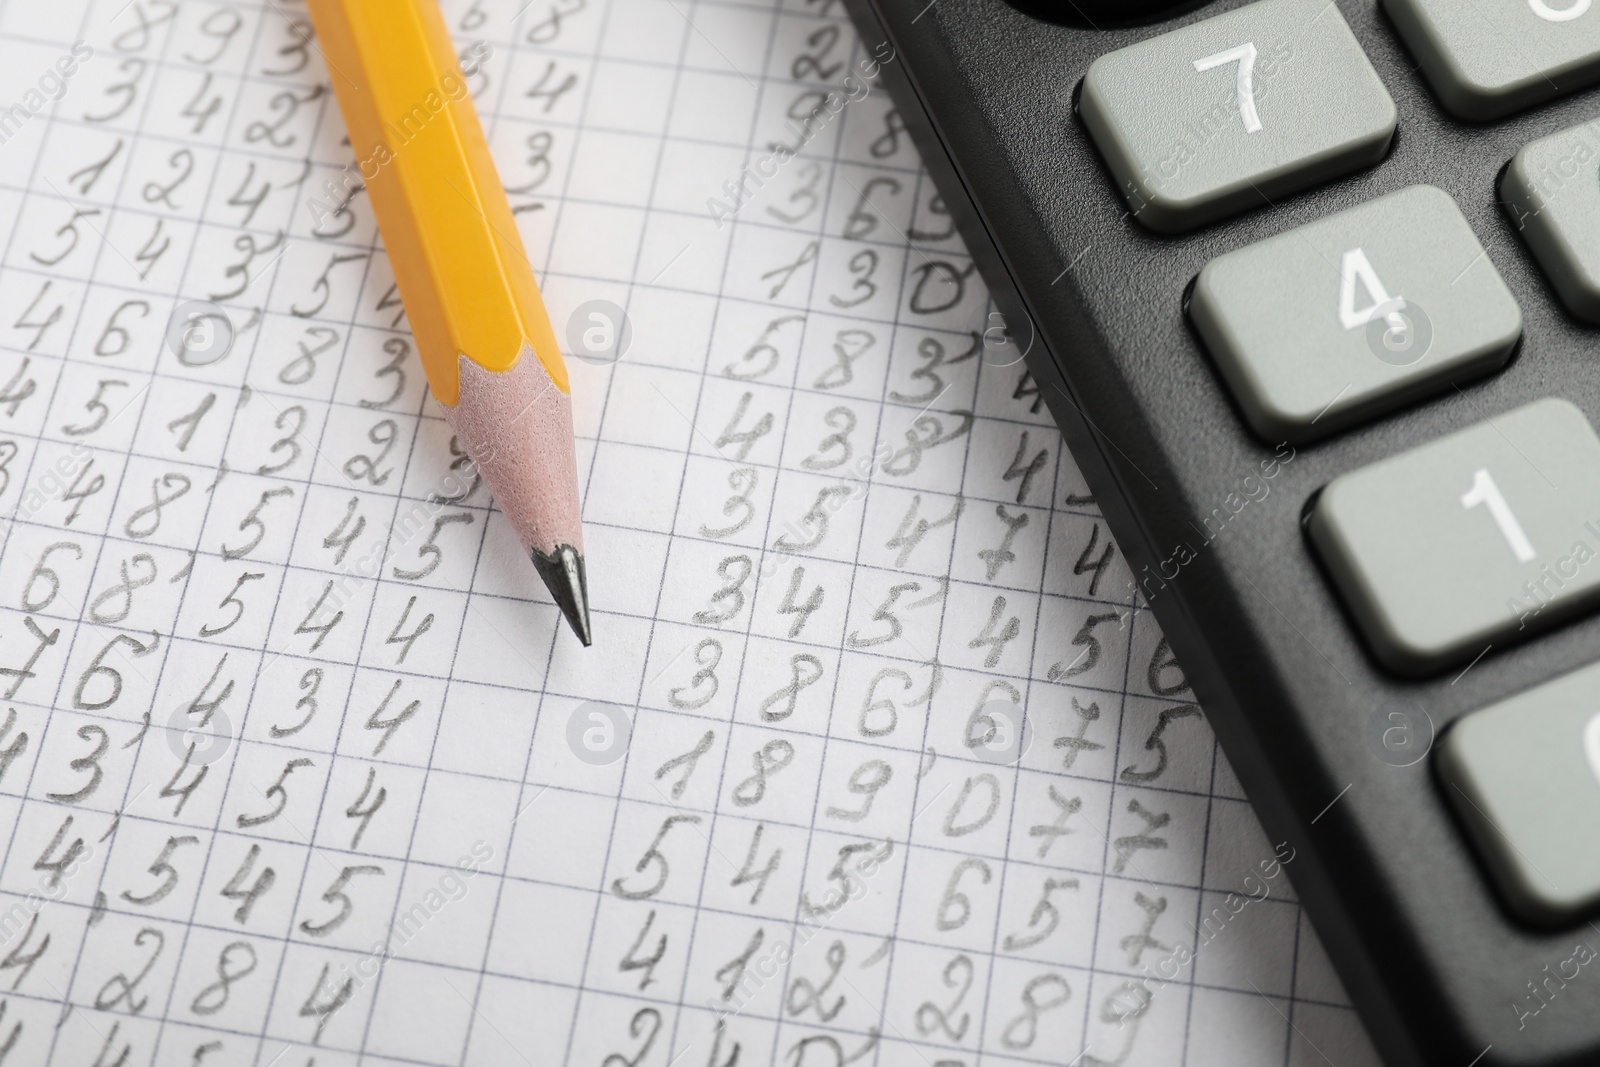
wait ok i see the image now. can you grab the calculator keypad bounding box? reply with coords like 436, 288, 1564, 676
1079, 0, 1397, 233
1307, 398, 1600, 676
1437, 660, 1600, 925
1384, 0, 1600, 121
1190, 185, 1522, 444
1503, 121, 1600, 323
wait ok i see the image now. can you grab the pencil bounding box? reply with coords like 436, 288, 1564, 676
305, 0, 592, 646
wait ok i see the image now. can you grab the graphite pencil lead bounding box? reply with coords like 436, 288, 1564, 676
532, 543, 592, 647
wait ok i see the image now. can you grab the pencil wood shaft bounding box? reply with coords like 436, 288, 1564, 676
306, 0, 592, 645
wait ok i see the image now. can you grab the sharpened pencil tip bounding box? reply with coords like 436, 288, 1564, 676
531, 544, 593, 647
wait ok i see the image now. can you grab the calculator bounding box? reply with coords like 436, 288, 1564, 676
834, 0, 1600, 1062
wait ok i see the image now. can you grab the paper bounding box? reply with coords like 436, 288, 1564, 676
0, 0, 1378, 1063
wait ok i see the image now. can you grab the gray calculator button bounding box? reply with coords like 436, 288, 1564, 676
1190, 186, 1522, 444
1384, 0, 1600, 121
1080, 0, 1397, 234
1503, 120, 1600, 323
1437, 659, 1600, 925
1308, 398, 1600, 675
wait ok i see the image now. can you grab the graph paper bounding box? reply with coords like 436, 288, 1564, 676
0, 0, 1381, 1063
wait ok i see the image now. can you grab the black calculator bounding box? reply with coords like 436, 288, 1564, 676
835, 0, 1600, 1063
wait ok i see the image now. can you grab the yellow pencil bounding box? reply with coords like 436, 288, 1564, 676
306, 0, 592, 646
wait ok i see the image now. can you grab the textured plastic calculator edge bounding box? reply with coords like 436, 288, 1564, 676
836, 1, 1430, 1064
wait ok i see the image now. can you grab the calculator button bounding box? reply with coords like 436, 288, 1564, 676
1437, 660, 1600, 925
1383, 0, 1600, 121
1307, 398, 1600, 676
1503, 122, 1600, 323
1079, 0, 1397, 234
1190, 185, 1522, 444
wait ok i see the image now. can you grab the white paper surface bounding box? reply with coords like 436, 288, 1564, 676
0, 0, 1380, 1063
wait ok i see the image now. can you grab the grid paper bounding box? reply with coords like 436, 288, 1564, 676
0, 0, 1384, 1064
